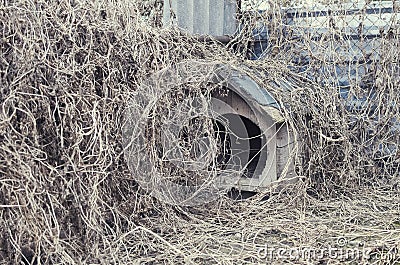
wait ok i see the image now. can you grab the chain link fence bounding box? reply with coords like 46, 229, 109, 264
234, 1, 400, 187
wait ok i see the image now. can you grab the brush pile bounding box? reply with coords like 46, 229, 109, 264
0, 0, 399, 264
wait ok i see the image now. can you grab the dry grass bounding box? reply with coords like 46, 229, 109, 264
0, 0, 399, 264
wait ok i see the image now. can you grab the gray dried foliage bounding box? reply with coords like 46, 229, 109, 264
0, 0, 399, 264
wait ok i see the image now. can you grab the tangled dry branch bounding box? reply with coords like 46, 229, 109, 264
0, 0, 399, 264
